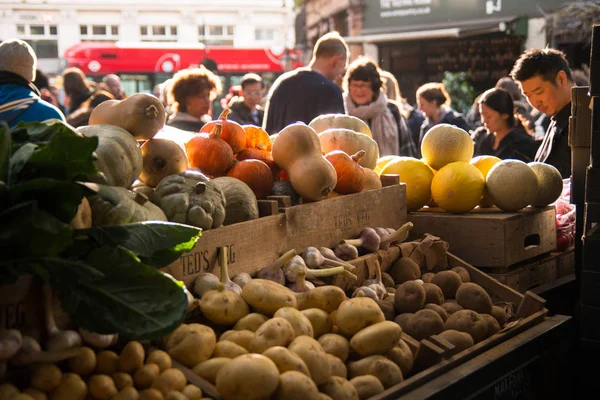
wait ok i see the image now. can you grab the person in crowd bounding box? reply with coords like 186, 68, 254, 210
380, 69, 424, 148
465, 93, 483, 130
62, 67, 96, 116
166, 66, 222, 132
495, 76, 537, 136
471, 88, 538, 162
220, 85, 242, 112
343, 58, 417, 157
32, 69, 61, 110
263, 31, 348, 134
66, 89, 114, 127
416, 82, 471, 153
228, 73, 265, 126
510, 48, 575, 178
0, 38, 64, 126
101, 74, 126, 100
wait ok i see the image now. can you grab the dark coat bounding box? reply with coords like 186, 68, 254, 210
472, 126, 539, 162
228, 99, 264, 126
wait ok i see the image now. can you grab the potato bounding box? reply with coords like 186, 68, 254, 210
329, 310, 338, 329
111, 387, 139, 400
0, 384, 20, 399
481, 314, 501, 337
301, 308, 332, 338
119, 341, 145, 373
288, 336, 332, 386
382, 272, 395, 288
165, 392, 187, 400
327, 353, 348, 378
394, 281, 426, 313
49, 373, 87, 400
318, 333, 350, 362
273, 371, 321, 400
350, 321, 402, 357
320, 376, 359, 400
199, 285, 250, 325
134, 363, 160, 389
219, 330, 254, 350
431, 271, 462, 299
68, 347, 96, 376
31, 364, 62, 392
241, 279, 298, 316
11, 395, 35, 400
249, 317, 296, 353
455, 283, 493, 314
274, 307, 314, 337
233, 313, 269, 332
451, 266, 471, 282
139, 388, 164, 400
296, 286, 347, 313
192, 358, 232, 384
319, 394, 334, 400
215, 354, 280, 400
213, 341, 249, 358
438, 329, 474, 352
349, 375, 384, 400
386, 339, 414, 377
88, 375, 118, 400
375, 297, 396, 321
112, 373, 134, 390
165, 324, 216, 367
348, 356, 403, 389
393, 313, 413, 332
423, 283, 444, 305
336, 297, 385, 337
151, 368, 186, 396
182, 384, 203, 400
389, 257, 421, 284
96, 350, 120, 375
23, 388, 47, 400
424, 303, 448, 322
421, 272, 435, 283
262, 346, 311, 376
146, 350, 172, 372
441, 300, 464, 315
444, 310, 488, 343
491, 305, 508, 327
407, 309, 444, 341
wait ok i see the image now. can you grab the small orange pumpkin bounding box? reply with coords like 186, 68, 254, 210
227, 159, 273, 199
200, 109, 246, 154
243, 125, 272, 151
324, 150, 366, 194
186, 124, 234, 177
236, 148, 279, 180
362, 167, 383, 191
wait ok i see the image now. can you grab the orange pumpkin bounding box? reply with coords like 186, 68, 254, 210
324, 150, 366, 194
186, 124, 234, 177
227, 159, 273, 199
200, 109, 246, 154
236, 148, 279, 180
362, 167, 383, 191
243, 125, 272, 151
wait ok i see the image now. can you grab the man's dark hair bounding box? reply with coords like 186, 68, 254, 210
240, 73, 263, 90
32, 69, 49, 90
510, 48, 573, 84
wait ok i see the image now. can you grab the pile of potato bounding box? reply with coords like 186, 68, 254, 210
0, 341, 207, 400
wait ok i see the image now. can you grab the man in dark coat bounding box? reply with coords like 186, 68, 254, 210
228, 73, 265, 126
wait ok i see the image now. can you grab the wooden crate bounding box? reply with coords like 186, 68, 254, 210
408, 206, 557, 269
487, 253, 559, 293
0, 276, 45, 342
162, 183, 407, 286
556, 248, 575, 278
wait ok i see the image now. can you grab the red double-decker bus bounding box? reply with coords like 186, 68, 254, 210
62, 41, 301, 95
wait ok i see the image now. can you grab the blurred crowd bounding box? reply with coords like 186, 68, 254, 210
1, 32, 585, 179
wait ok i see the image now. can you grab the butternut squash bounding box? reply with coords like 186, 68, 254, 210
309, 114, 373, 138
140, 138, 188, 188
318, 128, 380, 170
89, 93, 166, 141
271, 123, 337, 202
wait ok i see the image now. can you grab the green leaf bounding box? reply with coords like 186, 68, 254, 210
12, 120, 80, 146
0, 202, 73, 259
8, 143, 37, 185
79, 222, 201, 268
55, 246, 188, 339
9, 179, 84, 223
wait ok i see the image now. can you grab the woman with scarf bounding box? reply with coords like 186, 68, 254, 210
343, 58, 417, 157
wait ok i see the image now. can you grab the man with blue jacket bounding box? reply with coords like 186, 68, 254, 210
0, 38, 65, 126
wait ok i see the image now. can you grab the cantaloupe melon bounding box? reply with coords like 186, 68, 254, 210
528, 162, 563, 207
380, 157, 434, 211
486, 160, 538, 212
421, 124, 474, 171
431, 162, 485, 213
374, 155, 399, 175
470, 155, 501, 208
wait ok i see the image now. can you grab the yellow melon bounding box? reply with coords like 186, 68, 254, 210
421, 124, 474, 170
431, 162, 485, 213
486, 160, 538, 212
374, 155, 400, 175
528, 162, 563, 207
381, 157, 434, 211
470, 155, 501, 208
